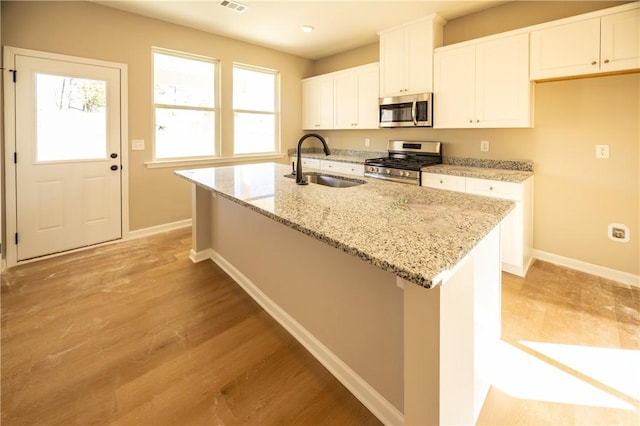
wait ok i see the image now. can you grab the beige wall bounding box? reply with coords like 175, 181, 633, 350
1, 1, 313, 231
311, 1, 639, 276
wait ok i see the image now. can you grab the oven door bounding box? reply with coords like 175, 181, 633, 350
379, 93, 432, 127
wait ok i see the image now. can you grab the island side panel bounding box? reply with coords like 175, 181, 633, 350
210, 194, 405, 417
403, 225, 501, 425
189, 183, 212, 262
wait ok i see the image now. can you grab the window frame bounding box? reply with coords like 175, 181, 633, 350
232, 62, 281, 156
151, 47, 220, 162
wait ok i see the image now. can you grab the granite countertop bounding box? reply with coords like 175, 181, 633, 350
176, 163, 514, 288
289, 148, 386, 164
423, 164, 534, 183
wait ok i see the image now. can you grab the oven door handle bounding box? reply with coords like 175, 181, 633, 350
411, 101, 418, 126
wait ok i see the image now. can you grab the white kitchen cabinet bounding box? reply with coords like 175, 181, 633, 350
378, 15, 444, 97
434, 33, 533, 128
320, 160, 365, 176
423, 172, 534, 277
333, 63, 379, 129
289, 157, 321, 170
530, 7, 640, 80
302, 75, 334, 130
422, 173, 466, 192
289, 157, 365, 177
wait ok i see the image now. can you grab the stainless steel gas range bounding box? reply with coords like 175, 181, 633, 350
364, 140, 442, 185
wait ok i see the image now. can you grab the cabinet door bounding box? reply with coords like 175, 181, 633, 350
475, 34, 532, 128
333, 70, 357, 129
405, 20, 434, 94
379, 27, 406, 97
530, 18, 601, 80
302, 76, 333, 130
355, 64, 380, 129
601, 9, 640, 72
433, 45, 475, 128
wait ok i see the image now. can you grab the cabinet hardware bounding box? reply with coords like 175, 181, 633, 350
591, 60, 597, 65
604, 59, 610, 64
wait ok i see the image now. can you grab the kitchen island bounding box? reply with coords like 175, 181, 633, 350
176, 162, 514, 425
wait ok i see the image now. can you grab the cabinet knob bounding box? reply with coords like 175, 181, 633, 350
489, 186, 494, 191
469, 119, 473, 123
591, 60, 597, 66
439, 179, 443, 184
476, 119, 480, 123
604, 59, 610, 64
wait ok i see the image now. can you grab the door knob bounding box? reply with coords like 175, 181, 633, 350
110, 165, 118, 171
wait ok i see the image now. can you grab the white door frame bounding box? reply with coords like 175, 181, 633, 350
3, 46, 130, 268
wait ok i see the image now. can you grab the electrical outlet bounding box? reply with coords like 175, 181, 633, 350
608, 223, 629, 242
365, 138, 370, 147
596, 144, 609, 159
480, 140, 489, 152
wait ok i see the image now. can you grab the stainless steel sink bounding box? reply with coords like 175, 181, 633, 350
285, 172, 366, 188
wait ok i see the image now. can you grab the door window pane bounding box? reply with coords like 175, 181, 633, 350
36, 74, 107, 162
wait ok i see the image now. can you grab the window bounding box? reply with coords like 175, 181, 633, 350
233, 64, 279, 155
153, 49, 218, 160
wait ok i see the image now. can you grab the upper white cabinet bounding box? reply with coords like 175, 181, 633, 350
302, 74, 334, 130
378, 15, 444, 97
530, 7, 640, 80
333, 63, 379, 129
302, 63, 378, 130
434, 33, 533, 128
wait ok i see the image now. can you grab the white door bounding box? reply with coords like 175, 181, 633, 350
14, 54, 122, 261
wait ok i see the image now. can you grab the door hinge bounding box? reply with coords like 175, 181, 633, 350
15, 233, 19, 245
1, 67, 16, 82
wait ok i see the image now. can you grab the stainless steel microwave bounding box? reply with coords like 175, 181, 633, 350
379, 93, 433, 128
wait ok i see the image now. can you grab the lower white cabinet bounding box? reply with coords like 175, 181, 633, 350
289, 158, 365, 177
320, 160, 365, 176
423, 172, 534, 277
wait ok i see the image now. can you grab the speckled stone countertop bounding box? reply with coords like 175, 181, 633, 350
287, 148, 386, 164
422, 156, 533, 183
423, 165, 533, 183
176, 163, 514, 288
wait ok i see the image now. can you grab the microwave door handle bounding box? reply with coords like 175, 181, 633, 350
411, 101, 418, 126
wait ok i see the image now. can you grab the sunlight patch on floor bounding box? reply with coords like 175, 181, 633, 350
491, 340, 639, 411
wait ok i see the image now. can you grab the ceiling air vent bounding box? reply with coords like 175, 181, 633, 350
219, 0, 248, 13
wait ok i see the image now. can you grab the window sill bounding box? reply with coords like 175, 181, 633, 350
145, 153, 286, 169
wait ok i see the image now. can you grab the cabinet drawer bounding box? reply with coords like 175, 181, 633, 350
301, 158, 321, 169
465, 177, 522, 201
422, 173, 466, 192
339, 163, 365, 176
320, 161, 365, 176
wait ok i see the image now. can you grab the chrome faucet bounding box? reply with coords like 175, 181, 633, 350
296, 133, 331, 185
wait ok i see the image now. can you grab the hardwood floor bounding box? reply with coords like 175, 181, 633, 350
2, 228, 638, 425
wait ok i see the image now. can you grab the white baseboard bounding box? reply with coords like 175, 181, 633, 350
189, 248, 213, 263
207, 249, 404, 426
533, 249, 640, 288
127, 219, 192, 240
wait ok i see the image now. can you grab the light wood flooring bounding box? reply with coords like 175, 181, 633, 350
2, 227, 639, 425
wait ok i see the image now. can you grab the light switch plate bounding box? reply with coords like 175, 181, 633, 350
480, 140, 489, 152
132, 139, 145, 151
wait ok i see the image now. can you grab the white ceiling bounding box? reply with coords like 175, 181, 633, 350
94, 0, 507, 59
